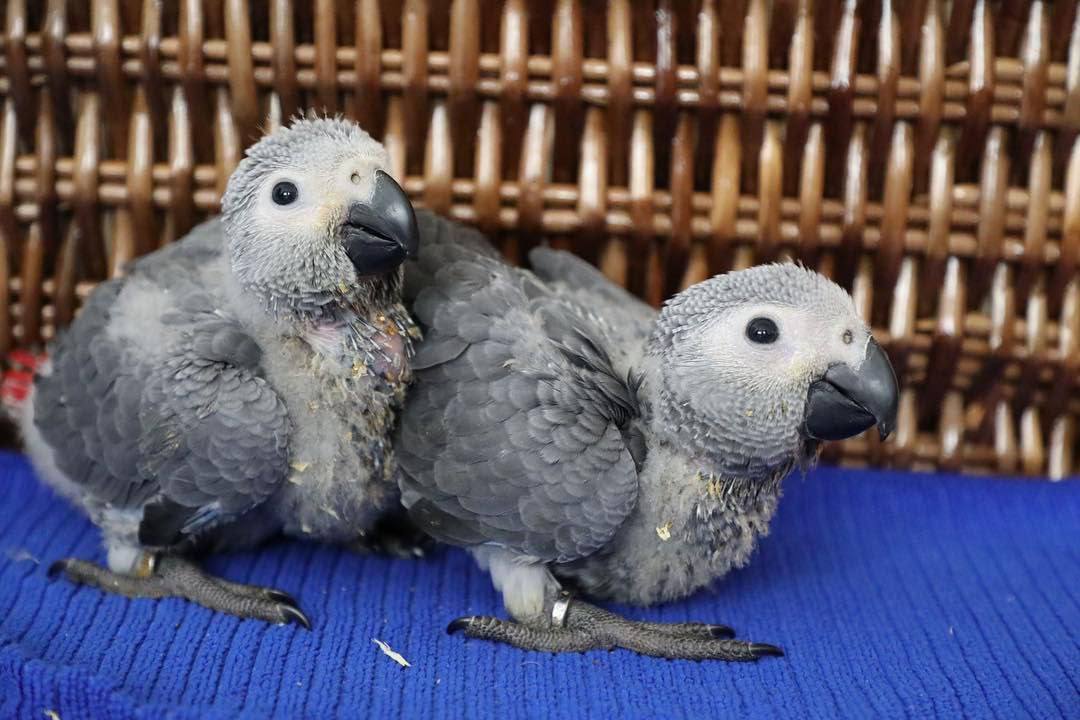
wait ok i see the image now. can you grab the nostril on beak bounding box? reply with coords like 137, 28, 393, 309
803, 337, 899, 442
340, 171, 420, 275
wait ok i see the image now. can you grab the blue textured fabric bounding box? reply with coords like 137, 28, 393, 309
0, 450, 1076, 720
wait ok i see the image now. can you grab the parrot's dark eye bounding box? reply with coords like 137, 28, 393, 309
843, 329, 854, 345
746, 317, 779, 344
271, 181, 299, 206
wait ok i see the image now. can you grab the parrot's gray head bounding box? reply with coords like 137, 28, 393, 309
649, 263, 898, 479
221, 117, 418, 318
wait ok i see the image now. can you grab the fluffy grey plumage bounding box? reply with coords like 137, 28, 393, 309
398, 213, 898, 659
23, 118, 421, 625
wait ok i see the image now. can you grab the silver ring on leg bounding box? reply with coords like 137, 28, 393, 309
551, 591, 572, 627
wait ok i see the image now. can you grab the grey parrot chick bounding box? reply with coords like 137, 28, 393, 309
397, 213, 898, 660
22, 117, 421, 626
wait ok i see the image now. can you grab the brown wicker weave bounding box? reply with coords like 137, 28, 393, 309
0, 1, 1077, 478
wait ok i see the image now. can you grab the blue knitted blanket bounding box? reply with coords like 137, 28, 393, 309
0, 451, 1076, 719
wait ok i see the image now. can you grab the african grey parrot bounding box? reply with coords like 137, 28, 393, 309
22, 117, 422, 626
397, 213, 899, 660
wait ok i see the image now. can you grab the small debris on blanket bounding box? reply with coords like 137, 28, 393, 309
6, 548, 39, 565
372, 638, 411, 668
43, 711, 61, 720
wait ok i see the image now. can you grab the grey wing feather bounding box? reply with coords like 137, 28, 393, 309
35, 279, 141, 505
403, 209, 500, 304
162, 291, 263, 368
399, 216, 642, 564
33, 227, 290, 549
527, 247, 656, 357
135, 299, 289, 546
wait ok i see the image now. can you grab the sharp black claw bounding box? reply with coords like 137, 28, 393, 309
708, 624, 736, 639
265, 589, 298, 606
749, 643, 785, 658
47, 560, 68, 580
280, 605, 312, 630
446, 617, 473, 635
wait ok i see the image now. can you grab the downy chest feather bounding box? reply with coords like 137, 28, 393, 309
270, 310, 418, 540
563, 457, 786, 605
635, 452, 787, 556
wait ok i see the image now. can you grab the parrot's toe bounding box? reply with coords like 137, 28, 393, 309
263, 587, 300, 605
707, 624, 737, 639
45, 556, 171, 598
748, 643, 785, 658
46, 559, 69, 580
441, 601, 780, 661
446, 617, 475, 634
444, 614, 610, 653
278, 604, 312, 630
630, 621, 737, 640
44, 554, 313, 629
556, 598, 785, 662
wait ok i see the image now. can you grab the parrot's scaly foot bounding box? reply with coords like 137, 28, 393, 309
349, 512, 433, 559
626, 620, 736, 640
48, 556, 311, 629
447, 616, 612, 653
564, 601, 782, 660
447, 599, 779, 661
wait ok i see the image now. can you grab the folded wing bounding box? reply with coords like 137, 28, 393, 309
399, 213, 643, 563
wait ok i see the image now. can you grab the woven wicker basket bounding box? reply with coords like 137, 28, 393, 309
0, 1, 1077, 478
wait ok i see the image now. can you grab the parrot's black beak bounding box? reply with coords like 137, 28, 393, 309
341, 170, 419, 276
804, 337, 899, 442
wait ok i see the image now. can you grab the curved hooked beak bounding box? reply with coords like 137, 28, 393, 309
341, 170, 420, 276
804, 337, 899, 442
